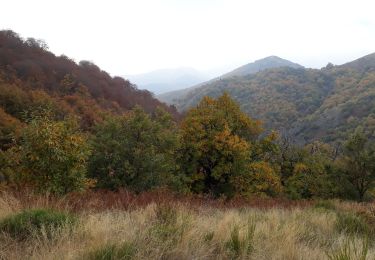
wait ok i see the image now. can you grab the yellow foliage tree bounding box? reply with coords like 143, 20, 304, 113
180, 93, 280, 197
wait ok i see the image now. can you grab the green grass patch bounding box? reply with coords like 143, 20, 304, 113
86, 242, 137, 260
314, 200, 336, 211
0, 208, 77, 240
335, 212, 370, 237
225, 222, 255, 259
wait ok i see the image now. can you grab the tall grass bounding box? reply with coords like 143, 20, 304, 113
326, 238, 369, 260
0, 191, 374, 259
0, 208, 76, 240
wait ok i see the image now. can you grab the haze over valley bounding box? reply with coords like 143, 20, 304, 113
124, 66, 229, 94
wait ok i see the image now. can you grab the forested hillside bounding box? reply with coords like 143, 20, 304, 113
157, 56, 303, 104
1, 31, 374, 202
168, 54, 375, 143
0, 30, 178, 137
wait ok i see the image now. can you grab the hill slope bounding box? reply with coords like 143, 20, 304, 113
158, 56, 303, 104
0, 30, 178, 133
340, 52, 375, 72
167, 54, 375, 143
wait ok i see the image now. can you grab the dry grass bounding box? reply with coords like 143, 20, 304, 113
0, 191, 375, 260
0, 188, 313, 212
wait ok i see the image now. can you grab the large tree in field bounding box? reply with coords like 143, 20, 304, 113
180, 93, 281, 197
340, 131, 375, 201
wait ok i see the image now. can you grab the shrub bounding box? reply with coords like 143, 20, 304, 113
0, 208, 77, 240
86, 242, 137, 260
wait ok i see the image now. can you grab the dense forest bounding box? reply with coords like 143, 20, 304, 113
0, 30, 374, 203
164, 54, 375, 144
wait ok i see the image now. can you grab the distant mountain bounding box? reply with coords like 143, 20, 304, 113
125, 67, 212, 95
221, 56, 304, 78
161, 53, 375, 143
158, 56, 303, 104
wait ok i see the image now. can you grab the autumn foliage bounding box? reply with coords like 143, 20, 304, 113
0, 30, 178, 133
179, 93, 280, 197
0, 30, 375, 201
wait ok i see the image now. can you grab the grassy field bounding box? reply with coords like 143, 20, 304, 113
0, 191, 375, 260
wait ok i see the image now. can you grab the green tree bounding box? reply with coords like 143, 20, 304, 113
339, 131, 375, 201
88, 106, 182, 192
15, 113, 91, 194
276, 136, 305, 186
284, 141, 338, 199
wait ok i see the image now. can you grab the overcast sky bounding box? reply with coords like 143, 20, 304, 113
1, 0, 374, 75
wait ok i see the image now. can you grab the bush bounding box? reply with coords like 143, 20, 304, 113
86, 242, 137, 260
0, 208, 77, 240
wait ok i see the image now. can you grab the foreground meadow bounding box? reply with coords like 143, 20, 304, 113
0, 191, 374, 260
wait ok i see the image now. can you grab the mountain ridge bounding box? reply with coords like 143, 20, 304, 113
158, 55, 304, 104
221, 55, 304, 78
161, 53, 375, 143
